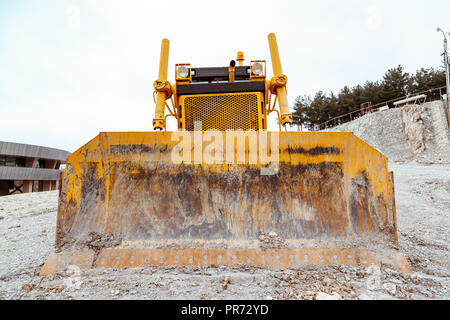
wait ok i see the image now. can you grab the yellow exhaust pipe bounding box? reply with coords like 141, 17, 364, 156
229, 60, 236, 82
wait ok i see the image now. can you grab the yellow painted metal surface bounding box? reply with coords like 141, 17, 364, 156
267, 33, 292, 125
153, 33, 293, 131
152, 39, 170, 130
40, 131, 408, 275
236, 51, 244, 66
41, 247, 410, 276
41, 32, 408, 276
179, 92, 266, 131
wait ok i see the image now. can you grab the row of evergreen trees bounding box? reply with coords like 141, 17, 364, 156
292, 65, 446, 130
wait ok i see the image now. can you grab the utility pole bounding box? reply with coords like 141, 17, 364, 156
437, 28, 450, 125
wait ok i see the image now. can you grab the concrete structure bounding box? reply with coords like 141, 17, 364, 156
0, 141, 70, 196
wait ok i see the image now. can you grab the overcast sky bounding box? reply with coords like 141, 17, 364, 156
1, 0, 449, 152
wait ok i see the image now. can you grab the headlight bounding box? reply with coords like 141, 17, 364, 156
252, 63, 263, 75
250, 61, 266, 78
175, 64, 191, 80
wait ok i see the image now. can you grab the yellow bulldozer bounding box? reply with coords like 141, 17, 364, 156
41, 33, 410, 275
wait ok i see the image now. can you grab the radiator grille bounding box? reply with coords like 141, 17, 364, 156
183, 93, 259, 131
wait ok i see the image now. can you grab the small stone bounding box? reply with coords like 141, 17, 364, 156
268, 232, 277, 237
220, 275, 231, 290
315, 292, 341, 300
383, 283, 397, 296
111, 290, 120, 296
322, 278, 333, 286
21, 283, 33, 292
266, 296, 273, 300
47, 285, 65, 293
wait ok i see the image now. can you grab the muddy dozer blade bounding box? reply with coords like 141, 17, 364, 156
41, 131, 410, 275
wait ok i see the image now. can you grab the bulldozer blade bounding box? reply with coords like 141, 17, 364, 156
41, 131, 410, 275
40, 247, 410, 276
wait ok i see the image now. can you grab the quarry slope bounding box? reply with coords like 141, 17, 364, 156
327, 100, 450, 164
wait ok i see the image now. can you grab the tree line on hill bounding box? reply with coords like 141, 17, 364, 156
292, 65, 446, 130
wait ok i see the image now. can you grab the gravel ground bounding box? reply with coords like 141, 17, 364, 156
0, 163, 448, 300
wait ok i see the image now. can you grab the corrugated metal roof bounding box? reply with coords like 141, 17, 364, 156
0, 141, 70, 162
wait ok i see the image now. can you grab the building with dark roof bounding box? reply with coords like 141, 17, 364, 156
0, 141, 70, 196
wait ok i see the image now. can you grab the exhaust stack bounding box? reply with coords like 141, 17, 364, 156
229, 60, 236, 82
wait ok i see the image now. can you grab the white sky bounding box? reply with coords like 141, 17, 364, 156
1, 0, 449, 152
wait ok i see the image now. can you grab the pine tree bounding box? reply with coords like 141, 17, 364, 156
361, 81, 382, 106
408, 67, 446, 100
380, 65, 411, 105
291, 64, 445, 129
292, 95, 312, 129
